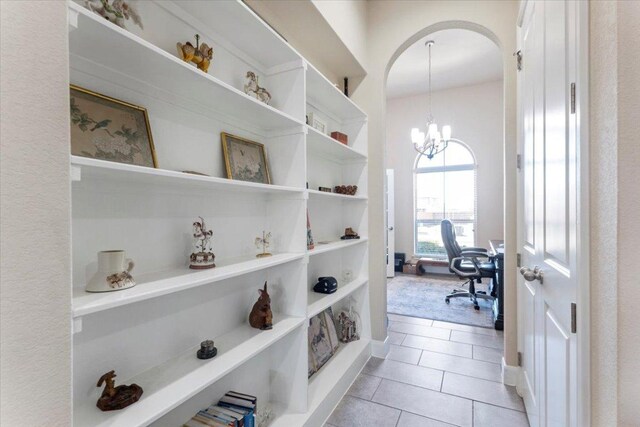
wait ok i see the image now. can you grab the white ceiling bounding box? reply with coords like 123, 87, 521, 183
386, 29, 502, 99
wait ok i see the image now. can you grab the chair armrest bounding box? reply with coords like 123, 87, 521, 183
450, 256, 480, 277
459, 251, 491, 258
461, 247, 488, 253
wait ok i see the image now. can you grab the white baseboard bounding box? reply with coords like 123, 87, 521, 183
502, 357, 520, 386
371, 336, 389, 358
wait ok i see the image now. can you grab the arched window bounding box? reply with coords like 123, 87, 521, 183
414, 141, 476, 257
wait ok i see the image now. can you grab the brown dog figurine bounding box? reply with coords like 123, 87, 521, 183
249, 281, 273, 330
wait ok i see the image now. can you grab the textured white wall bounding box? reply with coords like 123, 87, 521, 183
350, 0, 519, 362
616, 2, 640, 422
590, 1, 640, 424
0, 1, 72, 425
386, 81, 504, 257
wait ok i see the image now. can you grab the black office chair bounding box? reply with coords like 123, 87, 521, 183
441, 219, 496, 310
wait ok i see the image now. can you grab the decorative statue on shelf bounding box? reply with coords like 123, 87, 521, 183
197, 340, 217, 360
84, 0, 143, 30
340, 227, 360, 240
254, 231, 273, 258
96, 370, 143, 411
249, 281, 273, 330
177, 34, 213, 73
336, 307, 361, 343
334, 185, 358, 196
189, 217, 216, 269
244, 71, 272, 105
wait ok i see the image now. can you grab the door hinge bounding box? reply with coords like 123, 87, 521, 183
517, 154, 522, 170
571, 303, 577, 333
570, 83, 576, 114
514, 50, 523, 71
517, 351, 523, 367
517, 253, 522, 268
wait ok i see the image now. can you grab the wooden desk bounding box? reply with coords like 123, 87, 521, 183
489, 239, 504, 330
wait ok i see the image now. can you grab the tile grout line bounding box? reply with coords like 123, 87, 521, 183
397, 331, 504, 357
344, 395, 463, 427
363, 374, 526, 413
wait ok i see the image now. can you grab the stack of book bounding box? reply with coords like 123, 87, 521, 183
184, 391, 257, 427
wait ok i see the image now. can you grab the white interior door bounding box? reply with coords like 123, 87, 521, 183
386, 169, 395, 278
517, 1, 579, 427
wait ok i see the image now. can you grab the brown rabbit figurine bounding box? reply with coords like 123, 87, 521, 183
249, 281, 273, 330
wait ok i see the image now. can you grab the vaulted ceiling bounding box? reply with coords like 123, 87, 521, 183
387, 29, 503, 99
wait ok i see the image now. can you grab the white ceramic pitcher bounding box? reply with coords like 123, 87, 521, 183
86, 250, 136, 293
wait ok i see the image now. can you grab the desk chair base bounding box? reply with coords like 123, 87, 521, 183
444, 279, 495, 310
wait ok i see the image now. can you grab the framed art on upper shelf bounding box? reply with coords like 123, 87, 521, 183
221, 132, 271, 184
69, 85, 157, 168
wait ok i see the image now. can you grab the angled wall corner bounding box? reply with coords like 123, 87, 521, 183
243, 0, 367, 92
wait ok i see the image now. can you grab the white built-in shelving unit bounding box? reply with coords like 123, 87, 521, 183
68, 1, 369, 426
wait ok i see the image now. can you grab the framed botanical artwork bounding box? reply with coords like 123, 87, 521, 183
308, 307, 339, 378
221, 132, 271, 184
69, 85, 157, 168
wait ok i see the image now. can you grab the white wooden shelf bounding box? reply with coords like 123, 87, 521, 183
306, 64, 367, 122
174, 1, 301, 70
306, 126, 367, 163
307, 189, 367, 201
68, 2, 303, 132
69, 2, 370, 424
71, 156, 305, 197
308, 238, 369, 256
73, 315, 306, 427
308, 339, 370, 404
307, 277, 368, 318
271, 339, 371, 427
73, 252, 305, 318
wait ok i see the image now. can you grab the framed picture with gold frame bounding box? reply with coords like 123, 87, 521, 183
221, 132, 271, 184
69, 85, 158, 168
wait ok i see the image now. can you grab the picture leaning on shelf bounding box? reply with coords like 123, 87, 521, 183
308, 307, 340, 378
70, 85, 157, 168
221, 133, 271, 185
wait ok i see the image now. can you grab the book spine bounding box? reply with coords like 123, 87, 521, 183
219, 396, 255, 409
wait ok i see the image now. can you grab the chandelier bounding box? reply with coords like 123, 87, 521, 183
411, 40, 452, 159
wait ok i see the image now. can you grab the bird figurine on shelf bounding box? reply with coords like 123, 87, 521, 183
96, 370, 143, 411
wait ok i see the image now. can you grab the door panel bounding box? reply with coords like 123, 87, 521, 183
544, 307, 570, 427
518, 1, 578, 427
543, 0, 569, 266
386, 169, 395, 278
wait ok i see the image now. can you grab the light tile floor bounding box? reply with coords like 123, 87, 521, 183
325, 314, 529, 427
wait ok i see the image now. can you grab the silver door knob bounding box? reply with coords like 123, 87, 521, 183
388, 226, 394, 231
520, 266, 543, 284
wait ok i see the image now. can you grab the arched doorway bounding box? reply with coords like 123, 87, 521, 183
385, 27, 505, 329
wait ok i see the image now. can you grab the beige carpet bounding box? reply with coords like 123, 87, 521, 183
387, 273, 495, 328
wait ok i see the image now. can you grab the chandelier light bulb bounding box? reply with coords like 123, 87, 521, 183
411, 128, 421, 144
428, 123, 438, 137
442, 125, 452, 141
